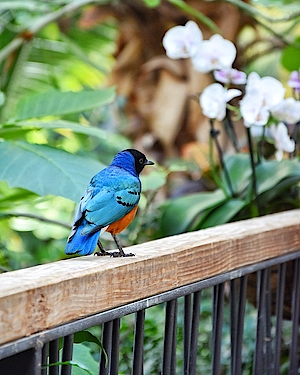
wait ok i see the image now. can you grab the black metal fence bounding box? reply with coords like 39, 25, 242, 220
0, 250, 299, 375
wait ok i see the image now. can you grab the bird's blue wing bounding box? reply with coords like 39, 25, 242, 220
81, 171, 141, 235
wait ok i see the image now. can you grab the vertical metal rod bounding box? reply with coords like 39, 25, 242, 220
265, 268, 273, 374
110, 318, 120, 375
230, 279, 237, 375
189, 291, 201, 375
99, 321, 113, 375
132, 310, 145, 375
183, 294, 192, 375
253, 269, 267, 375
162, 299, 177, 375
61, 334, 74, 375
274, 262, 286, 375
171, 299, 178, 375
31, 344, 43, 375
234, 275, 248, 375
49, 339, 60, 375
41, 343, 49, 375
288, 258, 300, 375
212, 283, 225, 375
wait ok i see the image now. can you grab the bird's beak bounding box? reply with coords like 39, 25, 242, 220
145, 159, 154, 166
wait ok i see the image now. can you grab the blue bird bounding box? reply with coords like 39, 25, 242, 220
65, 149, 154, 257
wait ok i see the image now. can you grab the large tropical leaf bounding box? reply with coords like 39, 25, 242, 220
255, 158, 300, 195
0, 141, 104, 201
222, 154, 252, 196
14, 87, 115, 120
159, 189, 227, 236
199, 199, 246, 229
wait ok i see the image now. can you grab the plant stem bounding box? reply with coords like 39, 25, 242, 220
223, 109, 240, 152
0, 212, 71, 229
246, 127, 260, 216
257, 126, 266, 165
210, 119, 235, 197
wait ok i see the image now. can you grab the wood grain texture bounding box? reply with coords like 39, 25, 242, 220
0, 210, 300, 345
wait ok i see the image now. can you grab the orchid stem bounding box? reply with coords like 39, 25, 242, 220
223, 109, 240, 152
210, 119, 235, 197
246, 127, 260, 216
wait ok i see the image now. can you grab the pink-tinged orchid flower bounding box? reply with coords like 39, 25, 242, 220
162, 20, 203, 59
191, 34, 236, 73
269, 122, 295, 161
214, 68, 247, 85
199, 83, 241, 121
288, 71, 300, 93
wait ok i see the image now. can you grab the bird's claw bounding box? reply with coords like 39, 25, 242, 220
110, 251, 135, 258
94, 251, 110, 257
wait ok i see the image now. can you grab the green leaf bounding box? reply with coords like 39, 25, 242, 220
281, 36, 300, 71
0, 120, 113, 140
0, 141, 104, 201
259, 175, 300, 203
71, 344, 99, 375
74, 331, 102, 347
200, 199, 246, 229
14, 87, 115, 120
160, 189, 227, 236
255, 158, 300, 195
222, 154, 252, 195
140, 169, 166, 191
142, 0, 161, 7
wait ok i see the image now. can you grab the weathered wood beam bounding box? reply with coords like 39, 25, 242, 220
0, 210, 299, 345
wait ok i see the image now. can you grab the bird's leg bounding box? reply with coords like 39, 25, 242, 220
94, 239, 111, 256
110, 234, 135, 257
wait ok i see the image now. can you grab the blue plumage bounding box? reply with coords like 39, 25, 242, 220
65, 149, 154, 257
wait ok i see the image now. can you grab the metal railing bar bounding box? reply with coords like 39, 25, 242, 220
110, 318, 120, 375
273, 263, 286, 375
253, 269, 268, 375
288, 258, 300, 375
188, 291, 201, 375
49, 339, 60, 375
30, 345, 43, 375
233, 275, 248, 375
162, 299, 177, 375
171, 299, 178, 375
42, 342, 49, 375
60, 334, 73, 375
99, 321, 113, 375
230, 279, 237, 375
132, 310, 145, 375
1, 250, 300, 361
265, 269, 273, 374
183, 294, 192, 375
212, 283, 225, 375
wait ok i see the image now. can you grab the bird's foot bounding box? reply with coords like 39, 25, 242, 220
110, 251, 135, 258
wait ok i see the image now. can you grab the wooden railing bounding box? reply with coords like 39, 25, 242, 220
0, 209, 300, 374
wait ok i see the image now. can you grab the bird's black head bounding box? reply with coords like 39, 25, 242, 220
126, 149, 154, 175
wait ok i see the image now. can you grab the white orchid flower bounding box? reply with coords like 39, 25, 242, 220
199, 83, 241, 121
162, 20, 203, 59
191, 34, 236, 73
240, 72, 285, 127
271, 97, 300, 124
269, 122, 295, 161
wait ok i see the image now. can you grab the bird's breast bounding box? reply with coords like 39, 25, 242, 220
106, 205, 138, 234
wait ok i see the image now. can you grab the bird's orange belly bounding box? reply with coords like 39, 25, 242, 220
106, 205, 138, 234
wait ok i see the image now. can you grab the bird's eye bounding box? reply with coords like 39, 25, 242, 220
139, 158, 144, 164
